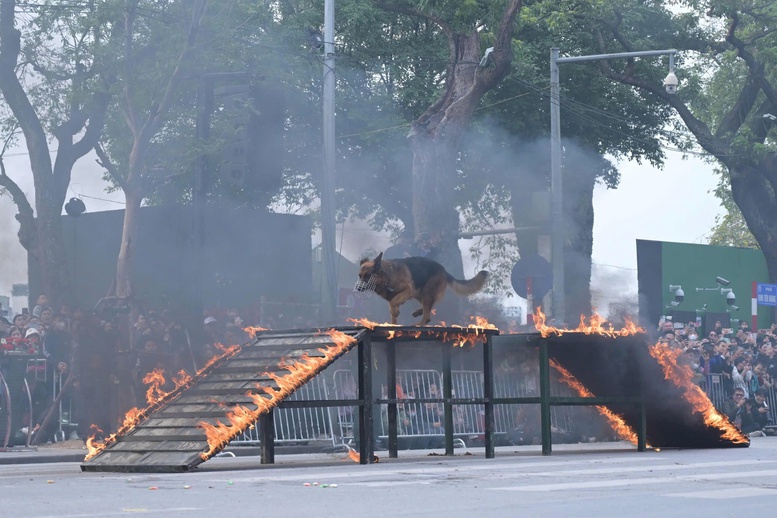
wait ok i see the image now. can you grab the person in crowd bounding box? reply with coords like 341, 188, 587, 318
57, 304, 72, 331
754, 338, 776, 380
753, 362, 773, 390
742, 388, 771, 436
707, 340, 727, 374
44, 313, 72, 385
39, 306, 54, 331
732, 358, 752, 398
720, 388, 747, 428
12, 313, 28, 330
31, 294, 49, 318
224, 308, 249, 344
199, 316, 224, 364
680, 343, 705, 385
657, 319, 674, 336
24, 328, 43, 354
713, 320, 724, 336
754, 338, 773, 365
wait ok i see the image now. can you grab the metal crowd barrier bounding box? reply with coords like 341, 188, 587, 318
231, 367, 776, 450
52, 371, 77, 442
232, 374, 338, 447
705, 373, 777, 427
324, 368, 587, 448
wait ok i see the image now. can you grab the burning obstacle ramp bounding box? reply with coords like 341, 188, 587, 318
540, 332, 748, 449
81, 328, 365, 473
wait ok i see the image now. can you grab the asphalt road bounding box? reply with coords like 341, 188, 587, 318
2, 440, 776, 517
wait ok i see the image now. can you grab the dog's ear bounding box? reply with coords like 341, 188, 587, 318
359, 257, 369, 265
374, 252, 383, 269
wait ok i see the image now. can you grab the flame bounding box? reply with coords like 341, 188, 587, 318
550, 359, 644, 446
346, 316, 496, 347
647, 341, 749, 445
197, 329, 358, 460
533, 307, 644, 338
348, 447, 360, 463
84, 344, 242, 461
243, 326, 267, 339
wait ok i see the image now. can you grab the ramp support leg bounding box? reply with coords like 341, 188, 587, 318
387, 340, 398, 458
260, 411, 275, 464
358, 335, 375, 464
483, 336, 495, 459
443, 345, 454, 455
540, 339, 552, 456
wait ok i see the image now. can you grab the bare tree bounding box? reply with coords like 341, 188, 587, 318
0, 0, 111, 306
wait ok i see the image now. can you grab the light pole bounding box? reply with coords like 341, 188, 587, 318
320, 0, 338, 324
549, 47, 677, 323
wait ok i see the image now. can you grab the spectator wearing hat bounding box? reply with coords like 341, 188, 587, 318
25, 327, 42, 352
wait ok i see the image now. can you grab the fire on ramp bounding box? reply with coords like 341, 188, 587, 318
81, 328, 365, 473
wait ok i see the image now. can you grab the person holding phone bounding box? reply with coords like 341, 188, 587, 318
742, 388, 771, 436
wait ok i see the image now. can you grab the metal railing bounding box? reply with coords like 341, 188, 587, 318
320, 368, 590, 448
704, 373, 776, 427
232, 374, 338, 446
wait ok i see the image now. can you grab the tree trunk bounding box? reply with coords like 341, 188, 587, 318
115, 189, 141, 299
26, 212, 70, 309
409, 130, 464, 277
378, 2, 523, 308
563, 153, 596, 320
730, 164, 777, 283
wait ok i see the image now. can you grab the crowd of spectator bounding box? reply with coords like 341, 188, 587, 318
0, 293, 322, 446
657, 317, 776, 437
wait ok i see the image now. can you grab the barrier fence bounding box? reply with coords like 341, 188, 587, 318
226, 368, 777, 449
38, 361, 777, 448
230, 367, 592, 449
703, 373, 776, 426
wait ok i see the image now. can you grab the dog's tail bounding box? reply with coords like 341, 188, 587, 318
447, 270, 489, 296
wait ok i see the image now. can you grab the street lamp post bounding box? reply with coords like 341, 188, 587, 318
549, 47, 677, 323
320, 0, 338, 324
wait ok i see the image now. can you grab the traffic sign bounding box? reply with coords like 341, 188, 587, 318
756, 283, 777, 307
511, 254, 552, 300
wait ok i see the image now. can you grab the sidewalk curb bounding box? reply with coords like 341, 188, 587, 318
0, 451, 86, 465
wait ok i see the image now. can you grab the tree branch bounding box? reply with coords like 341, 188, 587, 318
0, 155, 36, 249
716, 14, 764, 141
0, 0, 53, 181
138, 0, 208, 145
374, 0, 452, 35
94, 142, 128, 192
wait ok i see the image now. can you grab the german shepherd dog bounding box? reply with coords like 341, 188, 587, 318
355, 252, 489, 326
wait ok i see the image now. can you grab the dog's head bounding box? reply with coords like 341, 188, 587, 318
354, 252, 384, 295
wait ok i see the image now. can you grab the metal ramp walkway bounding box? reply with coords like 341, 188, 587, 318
81, 328, 366, 473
